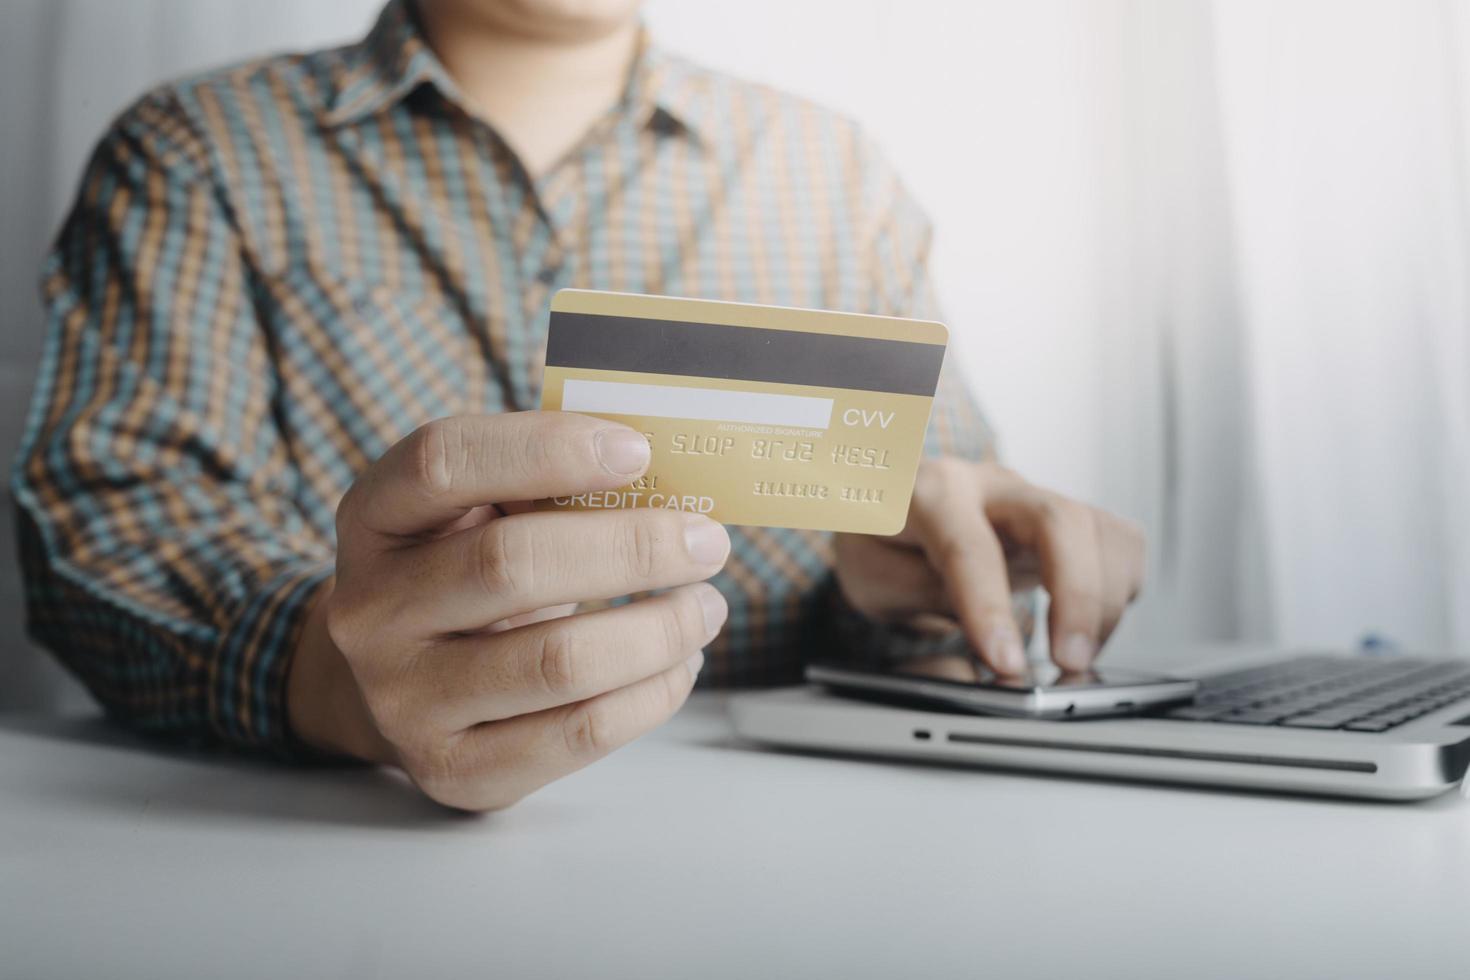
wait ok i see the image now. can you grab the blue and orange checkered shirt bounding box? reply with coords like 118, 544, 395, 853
12, 0, 991, 754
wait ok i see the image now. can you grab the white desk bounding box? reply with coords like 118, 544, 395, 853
2, 689, 1467, 980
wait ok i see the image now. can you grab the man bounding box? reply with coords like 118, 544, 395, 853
12, 0, 1144, 811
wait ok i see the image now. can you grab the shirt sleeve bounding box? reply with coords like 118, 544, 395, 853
10, 89, 333, 755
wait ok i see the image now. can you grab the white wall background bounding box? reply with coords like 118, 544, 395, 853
2, 0, 1468, 711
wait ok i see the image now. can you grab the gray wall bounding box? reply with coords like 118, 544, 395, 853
1, 1, 77, 709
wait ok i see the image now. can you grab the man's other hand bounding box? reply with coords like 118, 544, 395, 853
833, 458, 1145, 676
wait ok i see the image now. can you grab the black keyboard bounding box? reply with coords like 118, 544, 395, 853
1162, 654, 1470, 732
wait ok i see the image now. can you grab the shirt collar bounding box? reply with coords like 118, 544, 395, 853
634, 42, 715, 143
325, 0, 713, 142
324, 0, 458, 127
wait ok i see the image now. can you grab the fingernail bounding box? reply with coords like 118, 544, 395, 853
1057, 633, 1097, 672
694, 583, 728, 642
685, 650, 705, 680
594, 427, 650, 476
986, 624, 1027, 675
683, 516, 730, 565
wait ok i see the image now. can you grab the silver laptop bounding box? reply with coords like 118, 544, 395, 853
729, 649, 1470, 800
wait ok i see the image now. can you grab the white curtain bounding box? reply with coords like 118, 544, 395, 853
2, 0, 1467, 711
1213, 1, 1470, 652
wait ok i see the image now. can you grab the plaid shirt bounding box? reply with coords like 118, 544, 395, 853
12, 0, 991, 755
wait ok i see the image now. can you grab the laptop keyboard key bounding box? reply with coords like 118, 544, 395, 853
1215, 708, 1292, 725
1278, 711, 1360, 729
1164, 704, 1237, 721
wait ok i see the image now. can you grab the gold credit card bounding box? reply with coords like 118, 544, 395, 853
538, 290, 948, 535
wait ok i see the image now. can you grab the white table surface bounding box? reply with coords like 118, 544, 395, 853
2, 681, 1468, 980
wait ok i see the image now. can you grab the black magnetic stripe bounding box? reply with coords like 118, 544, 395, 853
546, 311, 945, 395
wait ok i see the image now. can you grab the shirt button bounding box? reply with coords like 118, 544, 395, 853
536, 265, 560, 286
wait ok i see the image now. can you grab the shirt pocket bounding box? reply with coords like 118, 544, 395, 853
262, 271, 478, 485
